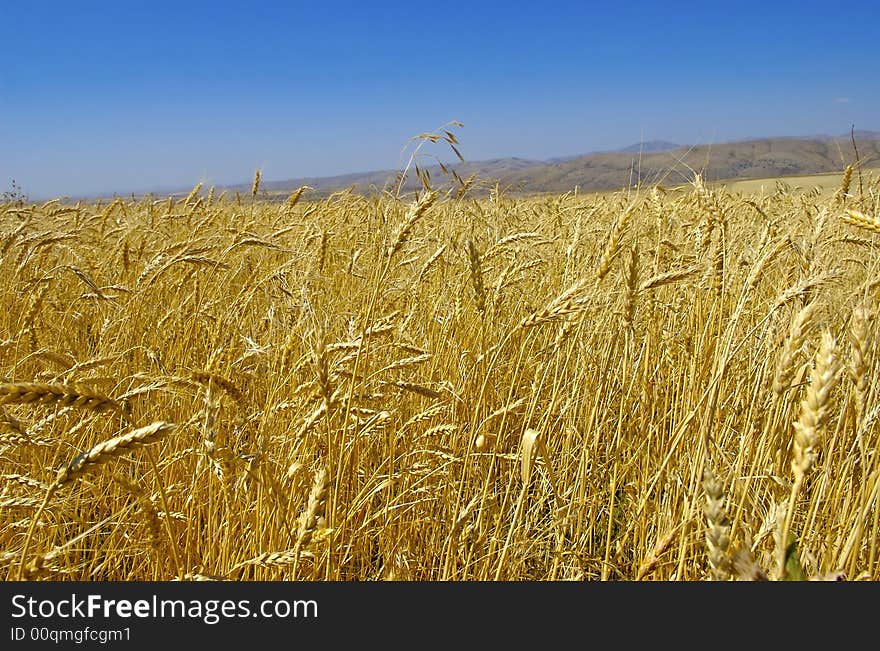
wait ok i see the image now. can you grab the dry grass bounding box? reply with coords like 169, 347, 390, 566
1, 168, 879, 581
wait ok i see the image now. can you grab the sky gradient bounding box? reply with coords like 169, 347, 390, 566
2, 0, 879, 199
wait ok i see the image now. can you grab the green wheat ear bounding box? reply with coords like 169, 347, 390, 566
783, 535, 806, 581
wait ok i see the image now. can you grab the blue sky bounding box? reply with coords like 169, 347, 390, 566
2, 1, 878, 198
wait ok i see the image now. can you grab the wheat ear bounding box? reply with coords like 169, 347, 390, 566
291, 468, 329, 577
778, 332, 839, 578
703, 466, 732, 580
0, 382, 123, 415
18, 421, 174, 580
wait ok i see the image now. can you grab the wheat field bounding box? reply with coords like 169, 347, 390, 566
1, 168, 879, 581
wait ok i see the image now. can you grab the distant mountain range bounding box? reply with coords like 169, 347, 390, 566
134, 130, 880, 201
617, 140, 683, 154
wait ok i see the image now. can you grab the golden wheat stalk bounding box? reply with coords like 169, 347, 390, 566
467, 239, 487, 315
519, 277, 590, 328
849, 304, 873, 420
287, 185, 310, 207
596, 203, 636, 282
17, 421, 175, 580
293, 467, 330, 576
744, 236, 788, 293
622, 245, 639, 331
385, 191, 437, 260
113, 475, 165, 554
481, 232, 545, 262
840, 209, 880, 234
778, 332, 839, 578
231, 549, 299, 574
2, 473, 50, 492
190, 371, 245, 407
520, 428, 543, 484
401, 402, 447, 431
703, 466, 732, 581
54, 421, 175, 487
635, 526, 680, 580
834, 165, 853, 203
638, 265, 702, 292
791, 332, 839, 479
184, 182, 203, 207
772, 302, 818, 396
0, 382, 123, 414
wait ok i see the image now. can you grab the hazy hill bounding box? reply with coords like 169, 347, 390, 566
249, 156, 546, 197
239, 133, 879, 198
498, 136, 880, 194
616, 140, 681, 154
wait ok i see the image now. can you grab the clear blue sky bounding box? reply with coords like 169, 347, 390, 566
2, 0, 878, 198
